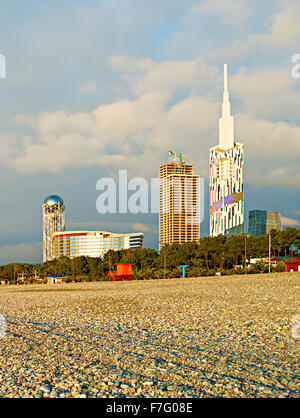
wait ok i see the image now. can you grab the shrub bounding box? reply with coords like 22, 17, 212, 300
274, 262, 286, 273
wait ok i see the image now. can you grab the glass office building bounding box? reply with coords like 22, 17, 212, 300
248, 210, 282, 236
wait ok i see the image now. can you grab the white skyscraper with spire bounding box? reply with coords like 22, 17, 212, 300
209, 64, 244, 237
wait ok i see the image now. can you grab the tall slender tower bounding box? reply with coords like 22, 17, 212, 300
42, 195, 65, 262
159, 152, 201, 250
209, 64, 244, 237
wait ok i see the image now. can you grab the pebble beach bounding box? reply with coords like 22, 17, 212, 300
0, 273, 299, 398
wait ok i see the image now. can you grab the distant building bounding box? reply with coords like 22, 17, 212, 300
272, 257, 300, 272
43, 195, 65, 262
248, 210, 282, 236
46, 276, 65, 284
159, 152, 201, 251
17, 272, 27, 284
108, 264, 135, 281
210, 64, 245, 237
52, 231, 144, 259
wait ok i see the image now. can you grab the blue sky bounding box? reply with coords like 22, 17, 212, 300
0, 0, 300, 263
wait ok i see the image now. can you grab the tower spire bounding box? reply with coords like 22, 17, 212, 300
219, 63, 235, 150
224, 63, 228, 93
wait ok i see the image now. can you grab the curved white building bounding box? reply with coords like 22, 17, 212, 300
52, 231, 144, 259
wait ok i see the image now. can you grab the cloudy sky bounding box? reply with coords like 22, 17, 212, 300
0, 0, 300, 263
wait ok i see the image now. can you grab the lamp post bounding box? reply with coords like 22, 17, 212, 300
159, 241, 166, 280
269, 234, 271, 274
72, 258, 75, 282
245, 233, 247, 276
179, 265, 189, 279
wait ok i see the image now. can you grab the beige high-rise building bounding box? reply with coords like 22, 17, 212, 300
159, 152, 201, 251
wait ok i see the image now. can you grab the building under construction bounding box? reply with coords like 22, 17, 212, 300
159, 151, 201, 251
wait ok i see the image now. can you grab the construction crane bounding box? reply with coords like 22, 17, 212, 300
168, 150, 194, 167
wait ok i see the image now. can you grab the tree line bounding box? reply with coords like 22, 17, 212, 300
0, 228, 299, 283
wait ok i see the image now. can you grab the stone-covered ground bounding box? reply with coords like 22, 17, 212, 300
0, 273, 299, 398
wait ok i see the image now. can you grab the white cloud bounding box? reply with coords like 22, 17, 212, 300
0, 92, 217, 179
190, 0, 250, 24
80, 80, 97, 94
211, 0, 300, 61
110, 55, 219, 96
236, 114, 300, 187
210, 35, 265, 63
1, 53, 300, 190
0, 56, 220, 178
132, 223, 152, 232
281, 216, 299, 226
231, 66, 300, 122
0, 92, 167, 176
269, 0, 300, 49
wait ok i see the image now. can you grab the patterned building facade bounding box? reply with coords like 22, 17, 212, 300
210, 65, 245, 237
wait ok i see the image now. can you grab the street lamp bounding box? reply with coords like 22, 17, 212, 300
244, 232, 247, 276
159, 241, 167, 280
269, 234, 272, 274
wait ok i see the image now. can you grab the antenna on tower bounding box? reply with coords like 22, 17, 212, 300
219, 63, 235, 151
224, 63, 228, 93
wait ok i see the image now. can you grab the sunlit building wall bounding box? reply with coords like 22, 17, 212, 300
43, 195, 65, 262
210, 64, 245, 237
159, 160, 201, 251
52, 231, 144, 259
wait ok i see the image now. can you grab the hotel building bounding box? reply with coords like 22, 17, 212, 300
52, 231, 144, 259
159, 153, 201, 250
209, 64, 245, 237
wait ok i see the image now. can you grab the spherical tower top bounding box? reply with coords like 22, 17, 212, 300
43, 195, 64, 206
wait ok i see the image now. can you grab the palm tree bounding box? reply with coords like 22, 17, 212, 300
283, 227, 298, 256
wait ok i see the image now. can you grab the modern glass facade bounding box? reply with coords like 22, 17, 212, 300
52, 231, 144, 259
248, 210, 281, 236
